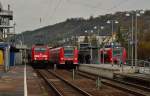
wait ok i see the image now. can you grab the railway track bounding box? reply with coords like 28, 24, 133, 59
48, 69, 136, 96
114, 73, 150, 88
76, 71, 150, 96
36, 68, 150, 96
36, 69, 92, 96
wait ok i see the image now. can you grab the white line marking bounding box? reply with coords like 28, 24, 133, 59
24, 62, 28, 96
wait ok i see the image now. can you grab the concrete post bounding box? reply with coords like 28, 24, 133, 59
131, 15, 134, 68
149, 63, 150, 73
96, 75, 101, 90
75, 66, 78, 71
4, 47, 10, 72
72, 69, 75, 80
54, 64, 57, 71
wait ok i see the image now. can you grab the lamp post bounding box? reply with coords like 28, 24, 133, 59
100, 26, 105, 64
93, 26, 99, 64
107, 20, 119, 66
102, 37, 105, 64
13, 22, 16, 45
126, 13, 134, 68
94, 26, 104, 64
135, 10, 144, 68
90, 30, 93, 63
126, 10, 144, 68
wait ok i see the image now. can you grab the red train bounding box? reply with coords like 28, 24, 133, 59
31, 44, 50, 67
50, 46, 78, 66
100, 47, 127, 64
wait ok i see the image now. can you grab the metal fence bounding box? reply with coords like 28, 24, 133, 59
0, 10, 13, 16
126, 59, 150, 74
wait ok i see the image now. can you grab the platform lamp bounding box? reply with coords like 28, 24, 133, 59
107, 20, 119, 66
94, 26, 104, 64
126, 10, 145, 68
135, 10, 145, 68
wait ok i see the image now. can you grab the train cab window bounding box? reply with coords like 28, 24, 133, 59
113, 49, 122, 56
35, 47, 46, 52
64, 48, 74, 58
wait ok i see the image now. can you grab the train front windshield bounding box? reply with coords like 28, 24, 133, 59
113, 48, 122, 56
34, 47, 46, 53
64, 48, 74, 58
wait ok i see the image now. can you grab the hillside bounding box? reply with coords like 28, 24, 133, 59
14, 10, 150, 59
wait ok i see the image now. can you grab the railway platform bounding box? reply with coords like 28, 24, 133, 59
0, 65, 46, 96
78, 64, 137, 79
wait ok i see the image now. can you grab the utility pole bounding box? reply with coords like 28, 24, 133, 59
131, 15, 134, 68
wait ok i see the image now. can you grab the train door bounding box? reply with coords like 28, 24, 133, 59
0, 50, 4, 65
73, 48, 78, 64
100, 50, 109, 63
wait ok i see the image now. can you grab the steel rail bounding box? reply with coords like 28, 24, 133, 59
36, 70, 63, 96
48, 70, 92, 96
77, 71, 149, 96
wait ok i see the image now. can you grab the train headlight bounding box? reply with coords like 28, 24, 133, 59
60, 58, 64, 60
74, 58, 77, 60
34, 58, 37, 60
110, 58, 112, 61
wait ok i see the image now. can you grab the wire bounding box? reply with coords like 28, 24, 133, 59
65, 0, 133, 14
49, 0, 62, 21
104, 0, 131, 13
65, 0, 102, 10
44, 0, 54, 21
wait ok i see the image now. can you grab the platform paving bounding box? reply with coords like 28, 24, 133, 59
0, 65, 45, 96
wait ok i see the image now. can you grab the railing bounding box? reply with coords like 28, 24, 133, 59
137, 60, 150, 74
0, 10, 13, 16
126, 59, 150, 74
0, 25, 13, 28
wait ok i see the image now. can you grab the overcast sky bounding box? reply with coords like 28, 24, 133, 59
1, 0, 150, 33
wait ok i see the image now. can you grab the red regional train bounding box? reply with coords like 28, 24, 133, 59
50, 46, 78, 67
31, 44, 50, 67
99, 47, 127, 64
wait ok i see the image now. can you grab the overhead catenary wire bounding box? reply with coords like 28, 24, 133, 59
65, 0, 134, 15
49, 0, 62, 22
41, 0, 54, 24
104, 0, 131, 13
65, 0, 102, 9
59, 0, 132, 33
38, 0, 63, 26
35, 0, 138, 45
